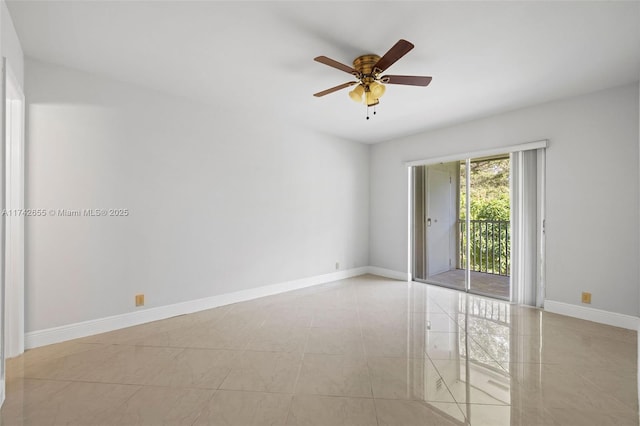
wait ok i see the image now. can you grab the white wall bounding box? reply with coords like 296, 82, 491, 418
1, 0, 23, 88
25, 58, 370, 333
371, 83, 640, 316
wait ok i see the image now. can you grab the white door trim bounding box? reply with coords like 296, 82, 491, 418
0, 57, 6, 408
4, 62, 24, 359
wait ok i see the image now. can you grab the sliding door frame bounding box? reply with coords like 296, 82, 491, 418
407, 140, 548, 303
405, 140, 547, 169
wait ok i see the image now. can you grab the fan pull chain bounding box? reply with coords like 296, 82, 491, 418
365, 104, 378, 120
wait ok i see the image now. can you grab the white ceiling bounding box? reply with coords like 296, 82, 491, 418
7, 1, 640, 144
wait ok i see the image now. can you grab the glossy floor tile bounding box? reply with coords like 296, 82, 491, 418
2, 274, 638, 425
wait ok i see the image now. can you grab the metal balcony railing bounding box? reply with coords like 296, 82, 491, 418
459, 220, 510, 276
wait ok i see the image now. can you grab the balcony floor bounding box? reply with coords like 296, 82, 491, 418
427, 269, 510, 299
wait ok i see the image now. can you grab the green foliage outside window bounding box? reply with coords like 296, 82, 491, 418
459, 158, 510, 275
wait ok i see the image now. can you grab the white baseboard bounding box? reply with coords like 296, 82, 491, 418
366, 266, 410, 281
25, 266, 369, 349
30, 270, 637, 349
544, 299, 639, 330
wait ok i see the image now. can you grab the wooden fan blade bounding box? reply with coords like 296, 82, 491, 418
382, 75, 432, 86
314, 56, 357, 74
313, 81, 356, 97
374, 39, 414, 73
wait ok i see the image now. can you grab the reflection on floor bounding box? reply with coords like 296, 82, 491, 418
429, 269, 510, 299
2, 275, 637, 425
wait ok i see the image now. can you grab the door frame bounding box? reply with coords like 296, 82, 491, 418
4, 61, 24, 359
0, 59, 25, 407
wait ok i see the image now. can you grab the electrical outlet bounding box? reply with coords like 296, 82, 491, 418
581, 292, 591, 304
135, 294, 145, 307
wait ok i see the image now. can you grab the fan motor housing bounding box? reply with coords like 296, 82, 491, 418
353, 54, 381, 75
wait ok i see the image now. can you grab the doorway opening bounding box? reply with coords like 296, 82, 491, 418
412, 156, 511, 300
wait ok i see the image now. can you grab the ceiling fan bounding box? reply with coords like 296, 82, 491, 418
313, 39, 432, 119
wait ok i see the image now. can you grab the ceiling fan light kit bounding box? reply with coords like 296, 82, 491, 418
313, 39, 432, 120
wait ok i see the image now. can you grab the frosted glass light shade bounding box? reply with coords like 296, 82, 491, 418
365, 90, 379, 106
349, 84, 364, 103
370, 81, 386, 98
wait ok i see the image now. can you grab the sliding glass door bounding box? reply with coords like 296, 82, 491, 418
413, 161, 467, 292
412, 156, 512, 301
466, 156, 511, 299
425, 164, 459, 288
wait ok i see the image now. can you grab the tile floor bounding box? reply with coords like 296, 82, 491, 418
1, 274, 638, 425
